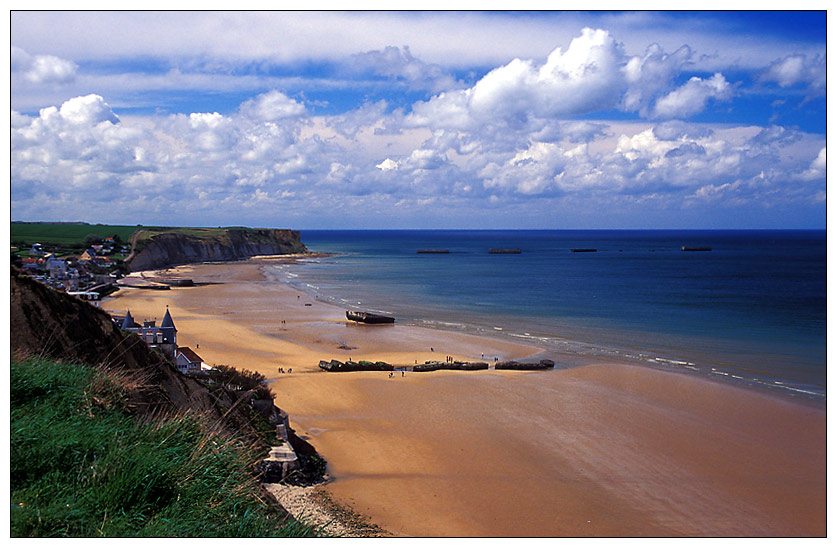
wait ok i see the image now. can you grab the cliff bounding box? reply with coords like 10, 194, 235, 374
127, 228, 307, 272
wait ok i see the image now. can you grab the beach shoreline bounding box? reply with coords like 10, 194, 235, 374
103, 256, 826, 537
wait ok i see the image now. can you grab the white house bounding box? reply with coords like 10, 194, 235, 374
174, 347, 204, 374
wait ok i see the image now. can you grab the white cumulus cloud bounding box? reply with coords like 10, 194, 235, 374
409, 28, 732, 132
761, 54, 826, 94
652, 73, 733, 119
58, 94, 120, 125
238, 90, 306, 122
376, 158, 399, 171
12, 47, 77, 84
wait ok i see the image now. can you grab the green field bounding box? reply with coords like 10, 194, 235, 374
11, 223, 268, 248
10, 223, 278, 260
10, 222, 143, 247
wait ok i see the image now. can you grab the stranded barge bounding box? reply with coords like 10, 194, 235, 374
346, 310, 396, 324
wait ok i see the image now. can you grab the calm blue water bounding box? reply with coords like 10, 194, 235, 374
276, 230, 826, 402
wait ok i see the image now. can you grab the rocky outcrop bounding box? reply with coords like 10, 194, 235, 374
126, 229, 307, 272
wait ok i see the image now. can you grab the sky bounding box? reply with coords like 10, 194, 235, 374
9, 10, 828, 229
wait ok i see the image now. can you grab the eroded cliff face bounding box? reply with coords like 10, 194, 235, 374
127, 229, 307, 272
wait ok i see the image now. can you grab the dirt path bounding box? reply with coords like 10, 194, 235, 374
124, 229, 144, 263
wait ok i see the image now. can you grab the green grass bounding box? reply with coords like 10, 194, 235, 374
10, 222, 143, 247
10, 355, 318, 538
131, 226, 281, 255
135, 227, 271, 243
10, 223, 272, 247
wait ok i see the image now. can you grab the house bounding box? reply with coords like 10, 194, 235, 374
79, 249, 97, 262
45, 255, 68, 278
20, 257, 41, 270
116, 309, 212, 376
174, 347, 204, 374
29, 243, 44, 255
119, 308, 178, 359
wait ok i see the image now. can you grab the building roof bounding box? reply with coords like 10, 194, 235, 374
121, 310, 136, 329
161, 308, 176, 330
176, 347, 203, 363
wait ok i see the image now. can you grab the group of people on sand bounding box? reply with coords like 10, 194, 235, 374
388, 370, 406, 378
278, 367, 292, 374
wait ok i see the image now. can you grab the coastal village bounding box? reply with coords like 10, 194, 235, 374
12, 236, 214, 377
12, 239, 127, 301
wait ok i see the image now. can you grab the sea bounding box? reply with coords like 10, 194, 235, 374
271, 230, 826, 403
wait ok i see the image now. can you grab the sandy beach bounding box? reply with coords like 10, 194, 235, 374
103, 258, 826, 537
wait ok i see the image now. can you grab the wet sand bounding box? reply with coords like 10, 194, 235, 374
103, 258, 826, 537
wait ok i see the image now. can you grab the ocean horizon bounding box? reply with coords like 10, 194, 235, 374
273, 229, 825, 403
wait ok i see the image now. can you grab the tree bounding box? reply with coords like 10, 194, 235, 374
84, 234, 103, 246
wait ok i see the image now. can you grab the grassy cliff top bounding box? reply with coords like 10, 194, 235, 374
11, 222, 142, 247
11, 222, 287, 251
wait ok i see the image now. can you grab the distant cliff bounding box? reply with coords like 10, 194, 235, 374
127, 228, 307, 272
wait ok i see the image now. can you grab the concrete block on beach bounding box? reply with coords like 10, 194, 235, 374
494, 359, 555, 370
318, 359, 394, 372
413, 361, 489, 372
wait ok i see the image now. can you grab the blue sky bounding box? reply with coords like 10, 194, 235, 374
10, 10, 827, 229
